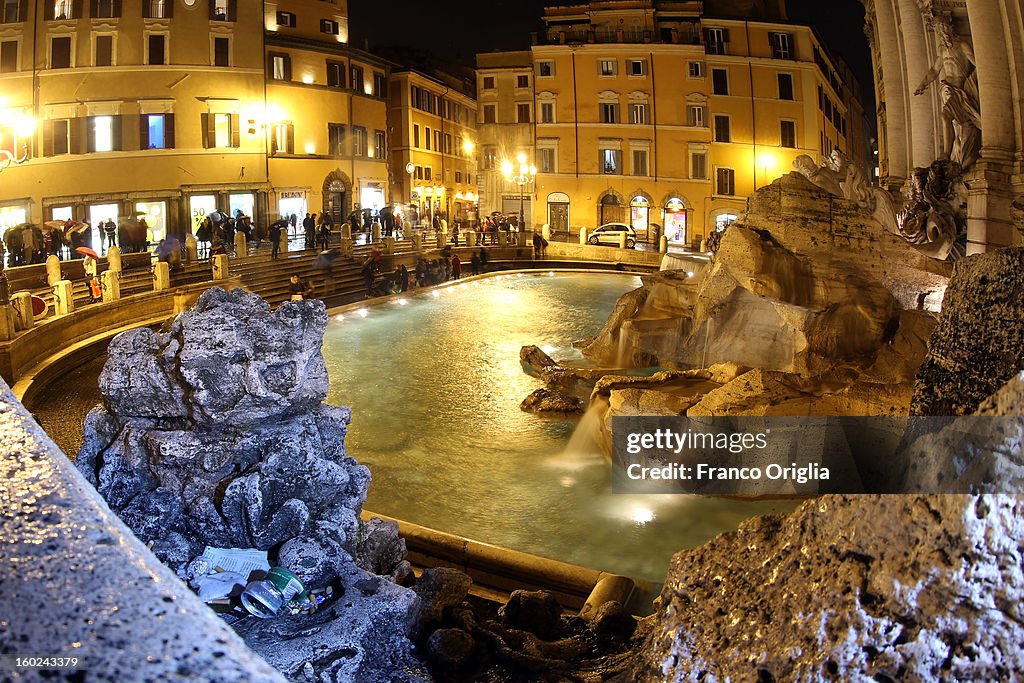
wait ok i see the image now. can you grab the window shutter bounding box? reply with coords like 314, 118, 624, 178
270, 124, 277, 153
283, 56, 291, 81
722, 28, 730, 43
139, 114, 149, 149
112, 115, 122, 150
164, 0, 172, 18
200, 112, 212, 148
142, 0, 150, 18
113, 0, 120, 17
208, 0, 215, 20
228, 0, 236, 21
71, 118, 85, 154
43, 121, 54, 156
287, 124, 294, 154
73, 0, 83, 18
165, 113, 175, 148
85, 117, 97, 152
230, 114, 239, 148
44, 2, 54, 20
90, 0, 98, 16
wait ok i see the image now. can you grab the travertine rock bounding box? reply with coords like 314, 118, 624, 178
75, 287, 427, 683
912, 247, 1024, 416
520, 388, 583, 414
634, 494, 1024, 682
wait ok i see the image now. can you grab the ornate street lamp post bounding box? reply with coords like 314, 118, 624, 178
501, 153, 536, 232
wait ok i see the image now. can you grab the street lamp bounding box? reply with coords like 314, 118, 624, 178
0, 110, 34, 310
502, 153, 536, 233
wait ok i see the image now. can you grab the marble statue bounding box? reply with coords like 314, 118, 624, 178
895, 159, 965, 260
793, 152, 899, 234
913, 12, 981, 170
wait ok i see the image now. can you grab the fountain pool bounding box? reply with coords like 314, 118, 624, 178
323, 271, 795, 583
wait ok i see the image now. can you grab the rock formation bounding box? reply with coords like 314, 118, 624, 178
75, 287, 427, 683
633, 492, 1024, 682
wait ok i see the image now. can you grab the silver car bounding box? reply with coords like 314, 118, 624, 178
587, 222, 637, 248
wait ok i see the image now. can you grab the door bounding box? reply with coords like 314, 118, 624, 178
548, 202, 568, 232
324, 191, 346, 226
600, 197, 623, 225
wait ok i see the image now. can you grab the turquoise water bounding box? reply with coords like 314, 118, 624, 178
322, 272, 793, 582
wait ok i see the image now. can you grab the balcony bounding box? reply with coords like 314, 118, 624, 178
532, 25, 701, 46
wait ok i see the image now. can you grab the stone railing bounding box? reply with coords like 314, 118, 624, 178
0, 376, 285, 681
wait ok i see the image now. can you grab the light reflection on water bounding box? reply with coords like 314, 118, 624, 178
322, 272, 794, 582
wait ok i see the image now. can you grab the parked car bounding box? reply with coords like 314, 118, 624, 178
587, 223, 637, 248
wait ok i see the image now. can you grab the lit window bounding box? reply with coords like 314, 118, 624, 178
214, 113, 231, 147
147, 114, 165, 148
688, 61, 704, 78
538, 61, 554, 77
540, 101, 554, 124
629, 103, 648, 125
92, 116, 114, 152
601, 148, 621, 174
599, 59, 616, 76
53, 1, 72, 20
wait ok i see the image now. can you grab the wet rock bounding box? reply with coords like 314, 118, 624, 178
588, 601, 637, 641
912, 247, 1024, 416
414, 567, 473, 624
499, 590, 563, 640
520, 344, 559, 377
351, 516, 407, 576
426, 628, 476, 667
633, 494, 1024, 682
391, 560, 416, 587
520, 388, 583, 415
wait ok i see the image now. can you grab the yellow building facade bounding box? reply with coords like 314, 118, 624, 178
388, 68, 477, 227
477, 0, 869, 247
0, 0, 391, 247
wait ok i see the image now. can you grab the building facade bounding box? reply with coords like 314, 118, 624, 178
387, 68, 477, 226
0, 0, 391, 247
476, 0, 869, 247
862, 0, 1024, 253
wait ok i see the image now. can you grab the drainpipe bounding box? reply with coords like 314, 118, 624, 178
747, 22, 757, 190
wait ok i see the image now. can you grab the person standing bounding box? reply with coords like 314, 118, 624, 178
470, 252, 480, 276
451, 253, 462, 280
103, 219, 117, 249
289, 274, 313, 300
398, 263, 410, 292
302, 213, 315, 249
318, 220, 331, 251
479, 246, 490, 272
451, 221, 460, 246
269, 221, 282, 259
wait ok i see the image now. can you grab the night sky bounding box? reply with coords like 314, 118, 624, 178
349, 0, 873, 100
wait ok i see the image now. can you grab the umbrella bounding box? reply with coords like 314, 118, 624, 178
63, 222, 90, 238
313, 249, 341, 269
270, 218, 289, 230
75, 246, 99, 259
44, 220, 65, 231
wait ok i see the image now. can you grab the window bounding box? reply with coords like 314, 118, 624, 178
599, 59, 616, 76
517, 74, 529, 88
691, 151, 708, 179
482, 76, 495, 89
88, 115, 117, 152
778, 73, 794, 101
686, 105, 706, 128
210, 0, 234, 21
780, 120, 796, 148
326, 61, 344, 88
53, 1, 73, 19
2, 0, 24, 23
412, 124, 419, 148
141, 113, 174, 149
147, 34, 165, 65
328, 123, 345, 156
272, 122, 293, 154
144, 0, 169, 19
0, 40, 17, 72
517, 103, 531, 123
600, 102, 619, 124
627, 59, 646, 76
270, 53, 290, 80
433, 129, 440, 152
712, 68, 728, 95
601, 148, 621, 174
688, 61, 704, 78
483, 104, 496, 124
202, 112, 238, 148
538, 147, 555, 173
629, 103, 648, 125
717, 167, 735, 195
213, 37, 230, 67
483, 146, 496, 169
704, 27, 728, 55
414, 165, 423, 180
93, 35, 113, 66
424, 126, 430, 150
50, 36, 71, 69
277, 11, 295, 27
443, 133, 451, 155
44, 119, 71, 155
770, 32, 793, 59
92, 0, 118, 18
713, 114, 730, 142
423, 167, 432, 181
632, 149, 649, 176
538, 60, 554, 77
320, 19, 339, 35
373, 73, 385, 97
352, 127, 367, 157
350, 65, 363, 91
540, 101, 554, 124
374, 130, 385, 159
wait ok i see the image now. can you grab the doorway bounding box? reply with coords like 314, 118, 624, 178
600, 194, 623, 224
